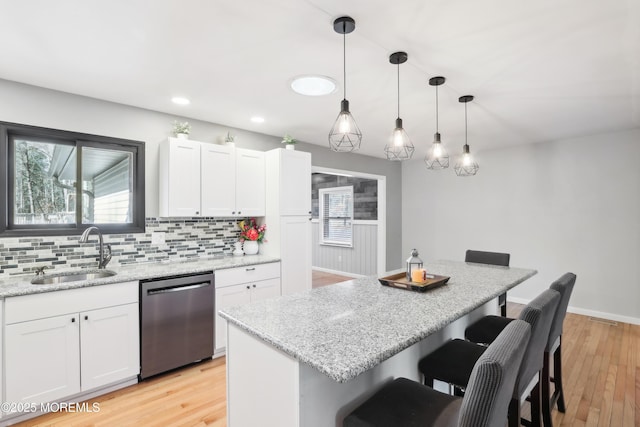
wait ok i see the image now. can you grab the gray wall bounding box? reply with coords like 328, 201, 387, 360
0, 79, 403, 271
311, 173, 378, 220
402, 128, 640, 322
312, 223, 377, 276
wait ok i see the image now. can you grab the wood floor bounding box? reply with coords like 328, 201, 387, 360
14, 304, 640, 427
311, 270, 353, 288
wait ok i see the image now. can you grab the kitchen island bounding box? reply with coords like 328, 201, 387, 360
220, 260, 537, 427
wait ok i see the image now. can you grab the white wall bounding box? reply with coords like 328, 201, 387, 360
402, 128, 640, 323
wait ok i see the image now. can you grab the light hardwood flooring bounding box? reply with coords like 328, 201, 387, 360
15, 304, 640, 427
312, 270, 353, 288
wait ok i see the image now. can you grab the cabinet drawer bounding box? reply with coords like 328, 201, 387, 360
5, 281, 139, 325
216, 262, 280, 288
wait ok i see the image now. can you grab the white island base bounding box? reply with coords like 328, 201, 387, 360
226, 300, 496, 427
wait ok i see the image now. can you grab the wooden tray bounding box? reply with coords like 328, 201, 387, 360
378, 272, 450, 293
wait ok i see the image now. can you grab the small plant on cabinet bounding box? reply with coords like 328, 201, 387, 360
172, 121, 191, 137
281, 134, 297, 145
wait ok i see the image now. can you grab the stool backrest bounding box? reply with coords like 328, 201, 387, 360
458, 320, 531, 427
465, 250, 510, 267
547, 273, 577, 351
514, 288, 560, 397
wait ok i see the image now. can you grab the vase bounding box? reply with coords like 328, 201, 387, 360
285, 144, 295, 150
176, 133, 188, 140
243, 240, 259, 255
232, 241, 244, 256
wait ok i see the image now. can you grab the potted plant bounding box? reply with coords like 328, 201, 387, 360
224, 131, 236, 147
281, 134, 297, 150
238, 218, 267, 255
172, 121, 191, 139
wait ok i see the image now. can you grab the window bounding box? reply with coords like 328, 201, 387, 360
0, 121, 145, 236
319, 186, 353, 247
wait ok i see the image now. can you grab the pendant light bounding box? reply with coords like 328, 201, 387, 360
454, 95, 479, 177
424, 76, 449, 169
328, 16, 362, 153
384, 52, 414, 161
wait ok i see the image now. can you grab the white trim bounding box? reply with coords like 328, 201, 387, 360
507, 296, 640, 326
312, 266, 366, 279
311, 219, 377, 226
312, 166, 387, 276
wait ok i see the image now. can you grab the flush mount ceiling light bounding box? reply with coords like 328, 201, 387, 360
290, 75, 337, 96
328, 16, 362, 153
171, 96, 190, 105
384, 52, 414, 161
454, 95, 479, 177
424, 76, 450, 170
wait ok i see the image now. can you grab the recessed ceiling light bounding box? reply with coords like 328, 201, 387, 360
290, 75, 337, 96
251, 116, 265, 123
171, 97, 190, 105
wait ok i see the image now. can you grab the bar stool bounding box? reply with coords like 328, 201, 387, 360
418, 289, 560, 427
343, 320, 531, 427
464, 273, 576, 427
465, 249, 510, 316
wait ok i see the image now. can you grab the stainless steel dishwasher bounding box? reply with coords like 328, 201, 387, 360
139, 272, 214, 379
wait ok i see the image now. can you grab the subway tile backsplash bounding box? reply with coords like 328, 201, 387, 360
0, 217, 241, 276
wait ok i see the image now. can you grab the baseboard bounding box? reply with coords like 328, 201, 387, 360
312, 266, 366, 279
507, 296, 640, 326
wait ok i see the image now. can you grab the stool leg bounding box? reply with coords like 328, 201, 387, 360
531, 378, 542, 427
499, 292, 507, 317
508, 397, 520, 427
542, 352, 553, 427
554, 340, 566, 412
423, 375, 434, 388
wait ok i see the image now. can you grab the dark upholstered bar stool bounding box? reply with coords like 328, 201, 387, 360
343, 320, 531, 427
418, 289, 560, 427
464, 273, 576, 427
465, 249, 510, 316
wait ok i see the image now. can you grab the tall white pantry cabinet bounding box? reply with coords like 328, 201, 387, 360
263, 148, 312, 295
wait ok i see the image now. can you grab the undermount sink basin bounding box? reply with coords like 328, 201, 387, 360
31, 270, 117, 285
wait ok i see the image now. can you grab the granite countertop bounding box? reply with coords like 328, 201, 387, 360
220, 260, 537, 383
0, 254, 280, 298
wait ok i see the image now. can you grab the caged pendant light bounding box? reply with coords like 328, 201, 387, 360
384, 52, 414, 161
328, 16, 362, 153
424, 76, 450, 169
454, 95, 479, 177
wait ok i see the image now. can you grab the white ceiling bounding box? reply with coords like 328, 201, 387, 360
1, 0, 638, 159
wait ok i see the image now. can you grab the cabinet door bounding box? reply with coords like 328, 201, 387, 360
235, 149, 265, 217
201, 144, 236, 216
5, 314, 80, 406
168, 139, 201, 216
215, 284, 251, 352
280, 216, 312, 295
280, 150, 311, 216
250, 278, 281, 302
80, 303, 140, 391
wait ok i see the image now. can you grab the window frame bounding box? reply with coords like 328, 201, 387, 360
318, 185, 354, 248
0, 121, 145, 237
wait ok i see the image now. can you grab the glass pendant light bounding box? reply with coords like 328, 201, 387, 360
424, 76, 449, 169
454, 95, 479, 177
328, 16, 362, 153
384, 52, 414, 161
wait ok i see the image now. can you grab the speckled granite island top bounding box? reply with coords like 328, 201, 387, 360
220, 260, 536, 383
0, 254, 280, 298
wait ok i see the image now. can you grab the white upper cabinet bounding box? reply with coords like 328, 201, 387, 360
235, 148, 265, 217
160, 139, 265, 218
201, 144, 236, 217
159, 138, 202, 217
280, 150, 311, 215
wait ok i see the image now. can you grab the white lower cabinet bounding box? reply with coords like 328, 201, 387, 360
3, 281, 139, 415
215, 262, 281, 353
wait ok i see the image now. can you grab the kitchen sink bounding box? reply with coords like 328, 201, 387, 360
31, 270, 117, 285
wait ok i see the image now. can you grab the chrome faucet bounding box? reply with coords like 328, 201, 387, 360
79, 226, 112, 269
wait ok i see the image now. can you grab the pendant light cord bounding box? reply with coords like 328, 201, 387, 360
435, 85, 439, 133
464, 101, 468, 144
397, 62, 400, 119
343, 29, 347, 100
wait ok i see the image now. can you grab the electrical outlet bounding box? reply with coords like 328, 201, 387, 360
151, 232, 166, 245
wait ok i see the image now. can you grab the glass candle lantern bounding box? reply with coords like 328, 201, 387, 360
406, 249, 423, 280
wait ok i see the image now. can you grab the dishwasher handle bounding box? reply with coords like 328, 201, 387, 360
147, 282, 211, 296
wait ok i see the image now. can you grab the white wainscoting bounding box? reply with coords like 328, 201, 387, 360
312, 221, 377, 276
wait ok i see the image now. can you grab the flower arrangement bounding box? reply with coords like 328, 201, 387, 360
238, 218, 267, 243
172, 120, 191, 136
281, 134, 297, 145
